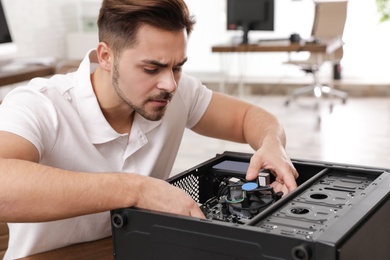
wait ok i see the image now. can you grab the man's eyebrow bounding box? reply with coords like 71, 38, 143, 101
141, 57, 188, 68
176, 57, 188, 67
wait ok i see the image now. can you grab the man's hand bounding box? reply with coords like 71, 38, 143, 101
133, 175, 205, 218
245, 140, 299, 195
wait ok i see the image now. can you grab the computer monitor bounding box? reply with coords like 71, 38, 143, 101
0, 0, 17, 62
227, 0, 274, 44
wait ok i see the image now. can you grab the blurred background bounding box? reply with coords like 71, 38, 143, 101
1, 0, 389, 81
0, 0, 389, 174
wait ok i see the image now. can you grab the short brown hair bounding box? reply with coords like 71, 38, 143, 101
98, 0, 196, 54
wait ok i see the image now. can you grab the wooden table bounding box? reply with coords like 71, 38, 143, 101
20, 237, 113, 259
0, 64, 55, 87
211, 37, 342, 54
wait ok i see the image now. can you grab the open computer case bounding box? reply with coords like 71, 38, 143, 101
111, 151, 390, 260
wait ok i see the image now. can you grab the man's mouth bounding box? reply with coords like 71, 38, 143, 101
148, 92, 172, 107
148, 98, 171, 107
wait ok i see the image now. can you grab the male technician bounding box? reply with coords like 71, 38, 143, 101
0, 0, 298, 258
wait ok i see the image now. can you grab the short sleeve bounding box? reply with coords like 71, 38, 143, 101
176, 73, 213, 129
0, 87, 59, 157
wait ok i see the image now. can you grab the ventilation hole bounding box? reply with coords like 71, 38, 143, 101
310, 193, 328, 200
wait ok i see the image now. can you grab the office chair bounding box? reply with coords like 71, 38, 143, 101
284, 0, 348, 113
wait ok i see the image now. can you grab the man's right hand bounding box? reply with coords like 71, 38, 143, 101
131, 175, 205, 219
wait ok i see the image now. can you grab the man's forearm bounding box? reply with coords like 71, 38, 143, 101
0, 158, 135, 222
243, 105, 286, 151
0, 158, 205, 222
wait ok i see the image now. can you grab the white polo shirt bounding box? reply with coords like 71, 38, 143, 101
0, 50, 212, 259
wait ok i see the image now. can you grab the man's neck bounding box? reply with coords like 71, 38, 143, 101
91, 67, 134, 134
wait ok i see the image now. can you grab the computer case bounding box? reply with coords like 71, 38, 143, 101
111, 151, 390, 260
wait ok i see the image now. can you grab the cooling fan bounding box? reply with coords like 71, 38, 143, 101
200, 176, 283, 224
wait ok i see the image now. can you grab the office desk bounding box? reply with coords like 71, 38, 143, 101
211, 38, 342, 95
211, 39, 340, 53
0, 64, 55, 87
21, 237, 113, 259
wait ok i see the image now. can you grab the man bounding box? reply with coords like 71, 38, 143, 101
0, 0, 298, 258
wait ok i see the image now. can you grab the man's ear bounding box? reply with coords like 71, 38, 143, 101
96, 42, 112, 72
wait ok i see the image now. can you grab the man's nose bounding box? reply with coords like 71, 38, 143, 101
157, 71, 178, 92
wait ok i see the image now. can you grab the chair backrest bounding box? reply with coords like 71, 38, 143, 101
312, 0, 348, 41
310, 0, 348, 61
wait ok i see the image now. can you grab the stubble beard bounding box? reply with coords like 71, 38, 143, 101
112, 60, 172, 121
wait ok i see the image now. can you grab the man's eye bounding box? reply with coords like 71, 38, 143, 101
173, 67, 182, 73
144, 68, 158, 74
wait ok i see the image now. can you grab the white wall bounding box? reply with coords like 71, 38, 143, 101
342, 1, 390, 81
2, 0, 390, 81
2, 0, 80, 59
